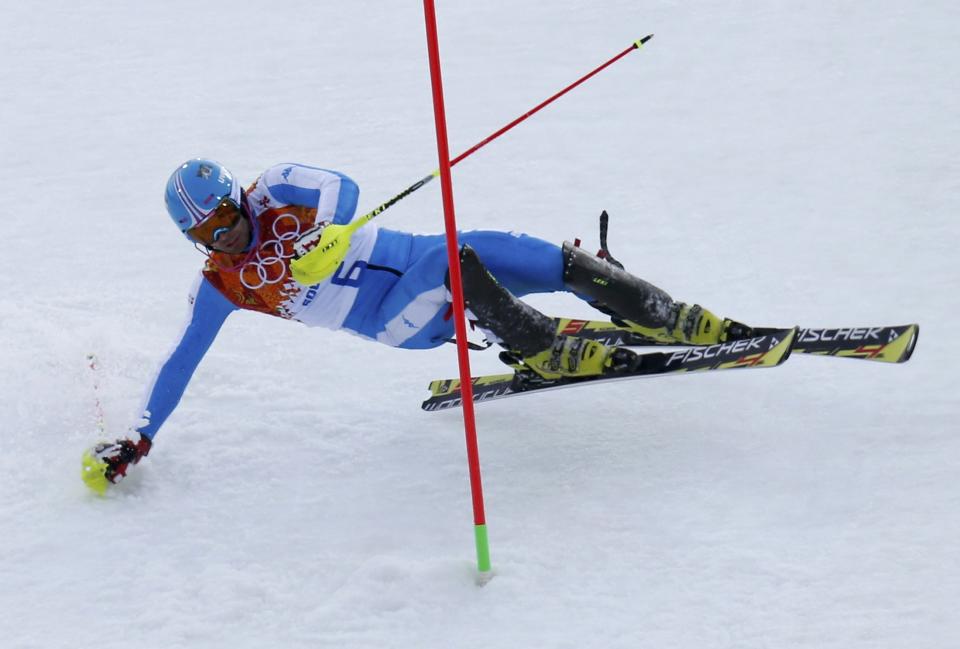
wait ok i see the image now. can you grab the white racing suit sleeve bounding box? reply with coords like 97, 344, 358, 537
259, 163, 360, 225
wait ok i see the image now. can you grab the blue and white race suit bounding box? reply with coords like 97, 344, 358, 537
135, 163, 566, 439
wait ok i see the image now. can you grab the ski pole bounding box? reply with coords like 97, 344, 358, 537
291, 34, 655, 284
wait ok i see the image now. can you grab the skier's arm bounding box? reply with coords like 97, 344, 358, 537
262, 163, 360, 225
134, 275, 238, 440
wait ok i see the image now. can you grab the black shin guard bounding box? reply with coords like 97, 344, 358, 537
561, 241, 678, 329
455, 245, 555, 356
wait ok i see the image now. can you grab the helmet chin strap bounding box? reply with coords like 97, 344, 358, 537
239, 188, 259, 249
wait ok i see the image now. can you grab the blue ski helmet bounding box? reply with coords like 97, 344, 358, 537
164, 158, 242, 238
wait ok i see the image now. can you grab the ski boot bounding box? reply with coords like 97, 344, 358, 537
500, 335, 640, 380
616, 302, 754, 345
561, 237, 754, 345
457, 245, 637, 380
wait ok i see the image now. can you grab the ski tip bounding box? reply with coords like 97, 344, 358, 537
771, 327, 798, 366
749, 327, 797, 368
895, 323, 920, 363
727, 327, 797, 369
635, 34, 654, 47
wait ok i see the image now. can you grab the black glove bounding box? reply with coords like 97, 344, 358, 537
94, 435, 152, 484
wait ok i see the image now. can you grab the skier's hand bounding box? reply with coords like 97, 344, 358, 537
291, 221, 362, 285
81, 435, 152, 494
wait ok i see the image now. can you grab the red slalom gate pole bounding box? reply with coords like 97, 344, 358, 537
422, 0, 491, 577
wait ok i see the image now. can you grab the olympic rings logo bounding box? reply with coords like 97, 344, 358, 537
240, 213, 303, 290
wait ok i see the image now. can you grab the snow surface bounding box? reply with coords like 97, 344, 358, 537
2, 2, 958, 648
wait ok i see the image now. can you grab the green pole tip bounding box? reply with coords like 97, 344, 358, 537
474, 524, 491, 573
635, 34, 654, 48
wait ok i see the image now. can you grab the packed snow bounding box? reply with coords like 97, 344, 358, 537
1, 2, 957, 648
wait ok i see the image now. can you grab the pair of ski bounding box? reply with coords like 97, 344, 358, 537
421, 319, 919, 411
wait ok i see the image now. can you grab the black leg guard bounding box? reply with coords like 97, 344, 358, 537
456, 245, 555, 356
456, 245, 640, 379
561, 241, 678, 329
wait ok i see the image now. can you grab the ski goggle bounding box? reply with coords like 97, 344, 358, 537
186, 198, 246, 247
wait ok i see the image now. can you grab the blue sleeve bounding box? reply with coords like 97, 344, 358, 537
135, 278, 237, 440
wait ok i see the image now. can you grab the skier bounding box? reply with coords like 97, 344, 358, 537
83, 158, 751, 491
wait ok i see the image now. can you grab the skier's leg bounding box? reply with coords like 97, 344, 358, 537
365, 241, 455, 349
455, 231, 565, 296
458, 245, 636, 378
449, 232, 750, 345
360, 235, 565, 354
366, 230, 747, 353
561, 241, 752, 344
